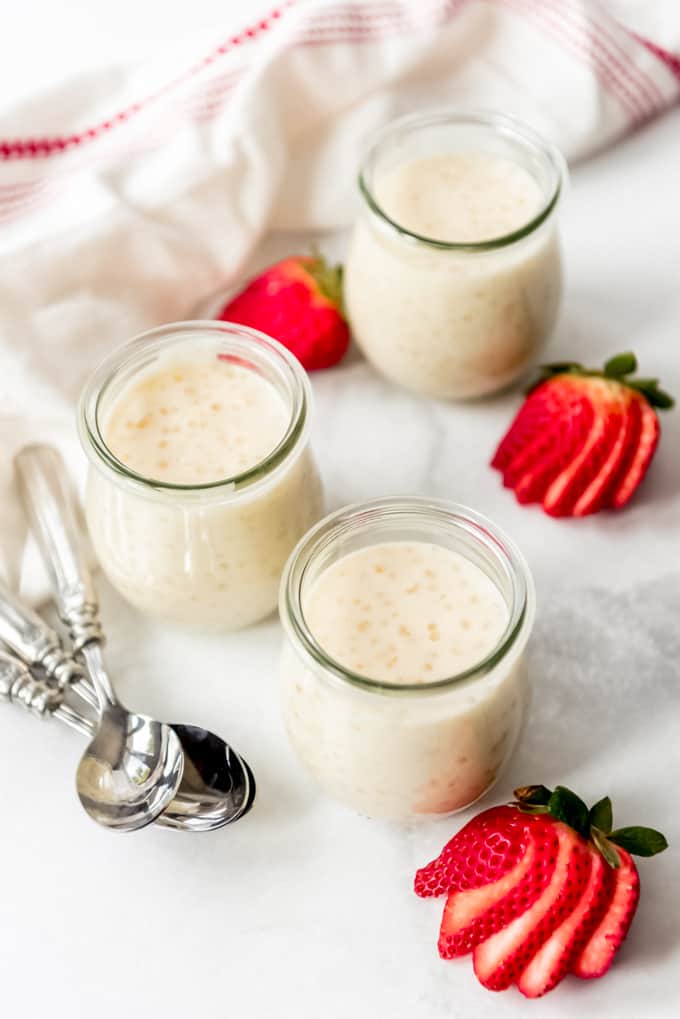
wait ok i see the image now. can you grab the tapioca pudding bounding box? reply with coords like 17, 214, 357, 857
279, 500, 535, 821
344, 111, 565, 400
79, 322, 324, 629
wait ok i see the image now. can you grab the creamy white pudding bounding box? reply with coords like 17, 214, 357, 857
280, 500, 535, 821
79, 323, 323, 630
104, 358, 291, 486
344, 111, 565, 400
303, 542, 508, 683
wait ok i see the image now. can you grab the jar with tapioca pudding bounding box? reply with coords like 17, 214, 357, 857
279, 497, 536, 821
78, 321, 323, 629
344, 109, 567, 400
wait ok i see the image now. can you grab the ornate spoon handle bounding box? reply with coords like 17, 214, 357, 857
0, 649, 92, 735
14, 444, 103, 652
0, 579, 97, 710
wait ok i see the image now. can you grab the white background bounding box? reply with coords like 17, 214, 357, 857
1, 3, 679, 1018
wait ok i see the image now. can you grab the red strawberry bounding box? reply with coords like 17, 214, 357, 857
473, 820, 592, 989
218, 255, 349, 371
491, 353, 673, 516
572, 846, 640, 979
414, 784, 667, 998
414, 805, 528, 898
439, 816, 558, 959
517, 844, 614, 997
609, 398, 660, 509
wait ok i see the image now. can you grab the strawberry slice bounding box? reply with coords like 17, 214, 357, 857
608, 398, 660, 509
439, 818, 558, 958
491, 353, 673, 517
414, 806, 527, 898
517, 845, 615, 997
571, 396, 642, 516
572, 847, 640, 978
510, 397, 594, 504
473, 821, 591, 990
501, 410, 584, 490
492, 386, 567, 472
541, 379, 627, 517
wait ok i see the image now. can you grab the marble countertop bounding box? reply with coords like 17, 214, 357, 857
1, 109, 679, 1019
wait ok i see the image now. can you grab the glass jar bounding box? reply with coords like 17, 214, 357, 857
344, 110, 567, 400
279, 498, 535, 821
78, 321, 323, 629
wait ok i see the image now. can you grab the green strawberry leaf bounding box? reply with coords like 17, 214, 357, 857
548, 786, 590, 837
604, 352, 637, 377
591, 827, 621, 869
514, 784, 552, 807
308, 254, 345, 312
539, 361, 584, 377
609, 826, 669, 857
589, 796, 613, 835
646, 389, 675, 410
628, 379, 675, 409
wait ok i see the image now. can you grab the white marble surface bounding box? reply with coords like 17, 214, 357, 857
1, 109, 680, 1018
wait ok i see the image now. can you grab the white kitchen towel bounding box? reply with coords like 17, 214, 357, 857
1, 0, 679, 602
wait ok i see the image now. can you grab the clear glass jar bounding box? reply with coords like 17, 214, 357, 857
344, 110, 566, 400
279, 498, 535, 821
78, 321, 323, 630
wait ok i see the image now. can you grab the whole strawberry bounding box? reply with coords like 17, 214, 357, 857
217, 255, 350, 371
492, 353, 674, 516
415, 783, 667, 998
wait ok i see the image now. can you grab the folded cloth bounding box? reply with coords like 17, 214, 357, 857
1, 0, 678, 603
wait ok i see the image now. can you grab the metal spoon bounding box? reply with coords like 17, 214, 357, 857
0, 634, 255, 830
15, 444, 184, 832
0, 646, 255, 830
13, 444, 256, 830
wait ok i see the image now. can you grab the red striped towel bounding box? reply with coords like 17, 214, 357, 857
0, 0, 678, 597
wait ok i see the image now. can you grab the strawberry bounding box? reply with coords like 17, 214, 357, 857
414, 783, 667, 998
491, 352, 673, 516
572, 846, 640, 979
439, 816, 558, 959
473, 818, 592, 990
217, 255, 350, 371
517, 844, 614, 997
414, 805, 529, 898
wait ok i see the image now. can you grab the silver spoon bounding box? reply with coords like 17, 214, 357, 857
0, 646, 254, 830
15, 444, 184, 832
13, 443, 255, 830
0, 574, 255, 832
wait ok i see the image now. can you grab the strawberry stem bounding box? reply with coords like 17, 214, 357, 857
532, 353, 675, 410
513, 784, 668, 869
306, 251, 345, 313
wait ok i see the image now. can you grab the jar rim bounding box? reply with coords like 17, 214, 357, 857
77, 320, 311, 498
280, 497, 536, 695
358, 108, 566, 253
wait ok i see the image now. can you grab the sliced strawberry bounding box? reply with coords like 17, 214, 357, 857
511, 399, 594, 504
572, 847, 640, 978
491, 386, 565, 471
571, 397, 642, 516
517, 844, 615, 997
608, 398, 660, 509
473, 821, 591, 991
439, 818, 558, 958
541, 379, 625, 517
414, 806, 528, 898
491, 354, 673, 518
415, 784, 667, 998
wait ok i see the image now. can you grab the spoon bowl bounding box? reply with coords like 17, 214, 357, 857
76, 698, 184, 831
159, 724, 255, 831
